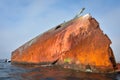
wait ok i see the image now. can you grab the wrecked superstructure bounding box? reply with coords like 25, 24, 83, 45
11, 14, 117, 73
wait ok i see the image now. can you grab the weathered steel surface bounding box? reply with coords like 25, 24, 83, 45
117, 63, 120, 71
11, 14, 116, 73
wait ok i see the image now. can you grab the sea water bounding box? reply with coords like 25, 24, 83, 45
0, 62, 120, 80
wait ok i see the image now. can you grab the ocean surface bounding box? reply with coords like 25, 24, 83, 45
0, 62, 120, 80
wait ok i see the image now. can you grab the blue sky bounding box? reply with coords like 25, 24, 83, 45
0, 0, 120, 62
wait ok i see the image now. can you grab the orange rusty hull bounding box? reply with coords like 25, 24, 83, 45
11, 14, 116, 73
116, 63, 120, 72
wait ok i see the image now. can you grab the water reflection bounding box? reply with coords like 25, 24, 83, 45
0, 63, 120, 80
10, 64, 120, 80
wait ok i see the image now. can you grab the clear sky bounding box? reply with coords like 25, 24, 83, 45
0, 0, 120, 62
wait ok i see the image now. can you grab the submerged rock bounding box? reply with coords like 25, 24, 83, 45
11, 14, 117, 73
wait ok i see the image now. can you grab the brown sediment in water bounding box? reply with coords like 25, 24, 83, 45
11, 14, 117, 73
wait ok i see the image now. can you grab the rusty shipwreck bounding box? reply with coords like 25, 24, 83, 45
11, 14, 117, 73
